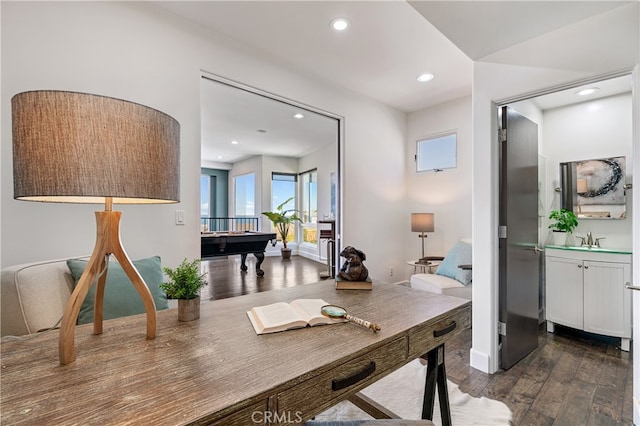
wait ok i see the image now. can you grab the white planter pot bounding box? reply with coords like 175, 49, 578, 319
552, 231, 567, 246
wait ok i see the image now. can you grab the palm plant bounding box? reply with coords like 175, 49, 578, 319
262, 197, 302, 249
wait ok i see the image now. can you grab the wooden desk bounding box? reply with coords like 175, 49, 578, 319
1, 282, 470, 425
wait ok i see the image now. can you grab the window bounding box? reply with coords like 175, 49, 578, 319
234, 173, 255, 216
300, 170, 318, 244
200, 174, 210, 218
271, 172, 297, 242
271, 173, 297, 211
416, 132, 457, 172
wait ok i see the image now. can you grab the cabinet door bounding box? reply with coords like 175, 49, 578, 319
583, 261, 631, 338
545, 256, 583, 329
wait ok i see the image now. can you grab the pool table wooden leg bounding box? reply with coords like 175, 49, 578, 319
240, 253, 249, 272
254, 253, 265, 276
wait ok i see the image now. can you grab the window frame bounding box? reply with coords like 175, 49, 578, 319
416, 131, 457, 172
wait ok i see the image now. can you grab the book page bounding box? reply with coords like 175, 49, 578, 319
250, 302, 307, 334
290, 299, 335, 326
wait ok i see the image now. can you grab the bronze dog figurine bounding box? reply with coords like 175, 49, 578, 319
338, 246, 369, 281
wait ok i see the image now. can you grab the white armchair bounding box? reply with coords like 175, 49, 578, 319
410, 238, 472, 300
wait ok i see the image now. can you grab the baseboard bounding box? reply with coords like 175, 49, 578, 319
470, 347, 492, 373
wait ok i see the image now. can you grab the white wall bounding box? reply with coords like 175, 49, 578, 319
229, 156, 263, 219
541, 93, 633, 249
1, 2, 407, 283
405, 96, 472, 281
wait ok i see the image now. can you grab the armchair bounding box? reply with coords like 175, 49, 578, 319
410, 238, 472, 300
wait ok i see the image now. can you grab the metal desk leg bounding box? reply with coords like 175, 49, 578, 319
422, 344, 451, 426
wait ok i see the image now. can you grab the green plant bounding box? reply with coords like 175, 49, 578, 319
261, 196, 302, 249
160, 258, 207, 300
548, 209, 578, 233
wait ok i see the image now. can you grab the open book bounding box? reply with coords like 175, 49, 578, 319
247, 298, 339, 335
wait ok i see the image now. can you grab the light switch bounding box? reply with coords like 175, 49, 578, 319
175, 210, 185, 225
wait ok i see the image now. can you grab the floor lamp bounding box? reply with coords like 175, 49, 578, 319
411, 213, 434, 264
12, 91, 180, 365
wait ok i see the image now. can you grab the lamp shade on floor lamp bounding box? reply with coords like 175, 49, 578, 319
12, 90, 180, 364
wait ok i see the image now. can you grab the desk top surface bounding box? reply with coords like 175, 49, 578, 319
1, 281, 469, 425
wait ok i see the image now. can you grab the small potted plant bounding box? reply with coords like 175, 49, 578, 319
548, 209, 578, 246
160, 258, 208, 321
262, 196, 302, 259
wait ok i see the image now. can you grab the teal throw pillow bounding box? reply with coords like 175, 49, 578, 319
66, 256, 169, 325
436, 241, 472, 285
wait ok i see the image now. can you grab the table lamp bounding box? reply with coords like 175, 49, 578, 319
12, 91, 180, 365
411, 213, 434, 264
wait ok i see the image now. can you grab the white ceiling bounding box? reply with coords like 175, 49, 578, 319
151, 1, 638, 164
200, 78, 338, 164
155, 0, 473, 114
531, 74, 632, 111
408, 1, 632, 61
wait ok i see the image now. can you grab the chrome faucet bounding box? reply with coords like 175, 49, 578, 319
576, 232, 605, 248
586, 232, 594, 247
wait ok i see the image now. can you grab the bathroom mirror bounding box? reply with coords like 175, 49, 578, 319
560, 156, 627, 219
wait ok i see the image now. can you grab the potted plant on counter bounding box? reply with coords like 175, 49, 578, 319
548, 209, 578, 246
160, 258, 208, 321
262, 196, 302, 259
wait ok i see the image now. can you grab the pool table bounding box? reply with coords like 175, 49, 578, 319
200, 231, 277, 276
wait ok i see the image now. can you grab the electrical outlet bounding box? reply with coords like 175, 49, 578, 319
389, 266, 393, 276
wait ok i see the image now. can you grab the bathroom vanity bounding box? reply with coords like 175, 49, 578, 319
545, 245, 632, 351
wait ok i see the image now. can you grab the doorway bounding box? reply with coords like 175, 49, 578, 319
496, 73, 634, 371
199, 73, 343, 270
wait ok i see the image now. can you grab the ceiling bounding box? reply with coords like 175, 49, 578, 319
200, 77, 338, 165
151, 1, 638, 164
531, 74, 632, 111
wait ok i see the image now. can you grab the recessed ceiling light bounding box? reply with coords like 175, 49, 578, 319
217, 155, 222, 159
417, 73, 434, 83
231, 140, 239, 145
577, 87, 599, 96
330, 18, 350, 31
293, 113, 305, 119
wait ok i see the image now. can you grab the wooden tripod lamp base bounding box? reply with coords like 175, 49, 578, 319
58, 206, 157, 365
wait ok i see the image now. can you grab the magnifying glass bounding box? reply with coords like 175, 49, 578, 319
321, 305, 381, 332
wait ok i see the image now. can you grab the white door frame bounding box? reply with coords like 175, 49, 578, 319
631, 64, 640, 425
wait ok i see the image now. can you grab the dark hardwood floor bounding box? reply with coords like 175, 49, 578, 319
200, 254, 328, 301
446, 325, 633, 425
201, 255, 633, 425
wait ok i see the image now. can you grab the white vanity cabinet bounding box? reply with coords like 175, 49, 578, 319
545, 246, 632, 351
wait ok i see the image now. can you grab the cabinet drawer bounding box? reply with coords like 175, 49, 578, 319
407, 303, 471, 359
276, 337, 406, 421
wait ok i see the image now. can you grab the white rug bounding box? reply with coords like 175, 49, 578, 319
315, 359, 512, 426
